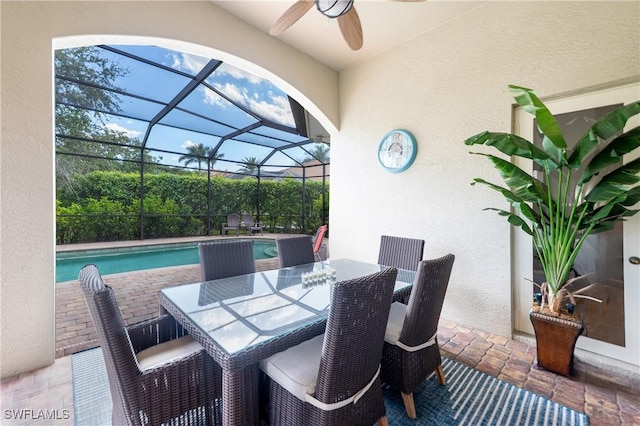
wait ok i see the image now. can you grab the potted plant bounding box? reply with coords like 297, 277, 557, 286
465, 85, 640, 374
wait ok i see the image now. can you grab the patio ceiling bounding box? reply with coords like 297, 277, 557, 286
55, 44, 330, 177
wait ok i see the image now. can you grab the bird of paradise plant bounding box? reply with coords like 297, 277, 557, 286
466, 85, 640, 313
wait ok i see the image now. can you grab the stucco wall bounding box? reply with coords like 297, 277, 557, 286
0, 1, 338, 378
331, 1, 640, 336
2, 0, 639, 378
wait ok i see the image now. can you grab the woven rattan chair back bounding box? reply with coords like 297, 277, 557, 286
380, 254, 455, 420
377, 235, 425, 271
199, 239, 255, 281
78, 264, 138, 425
314, 267, 398, 425
276, 235, 315, 268
401, 254, 455, 347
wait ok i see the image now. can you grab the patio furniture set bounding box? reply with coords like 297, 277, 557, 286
222, 213, 263, 236
78, 234, 454, 426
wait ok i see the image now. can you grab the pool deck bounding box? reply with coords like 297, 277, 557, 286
55, 234, 297, 357
56, 233, 280, 252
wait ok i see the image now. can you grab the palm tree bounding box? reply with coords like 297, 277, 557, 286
239, 156, 260, 176
178, 143, 209, 170
208, 150, 224, 170
304, 143, 330, 163
179, 144, 223, 170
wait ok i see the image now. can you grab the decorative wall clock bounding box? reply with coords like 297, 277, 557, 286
377, 129, 417, 173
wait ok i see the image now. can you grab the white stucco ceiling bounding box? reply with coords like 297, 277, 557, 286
212, 0, 489, 70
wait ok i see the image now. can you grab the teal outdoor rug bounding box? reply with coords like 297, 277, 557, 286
72, 348, 589, 425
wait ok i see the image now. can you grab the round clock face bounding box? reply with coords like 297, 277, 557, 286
377, 129, 417, 173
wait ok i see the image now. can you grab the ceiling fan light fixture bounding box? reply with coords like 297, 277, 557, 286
316, 0, 354, 18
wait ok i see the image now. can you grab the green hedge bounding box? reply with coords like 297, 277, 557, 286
57, 171, 328, 244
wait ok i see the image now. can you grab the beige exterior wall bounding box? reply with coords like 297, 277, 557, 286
1, 0, 638, 377
331, 1, 640, 336
0, 1, 338, 378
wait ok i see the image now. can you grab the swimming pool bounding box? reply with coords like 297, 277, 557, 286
56, 239, 278, 283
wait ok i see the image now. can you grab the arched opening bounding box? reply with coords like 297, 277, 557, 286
55, 42, 331, 244
52, 36, 334, 356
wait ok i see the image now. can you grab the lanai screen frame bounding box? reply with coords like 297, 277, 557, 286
55, 44, 329, 239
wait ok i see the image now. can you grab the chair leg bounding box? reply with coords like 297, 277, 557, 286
376, 415, 389, 426
401, 392, 417, 419
436, 364, 446, 385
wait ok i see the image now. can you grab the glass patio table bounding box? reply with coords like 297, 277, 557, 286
158, 258, 416, 426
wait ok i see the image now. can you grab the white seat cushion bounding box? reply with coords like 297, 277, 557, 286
259, 334, 324, 402
136, 335, 203, 370
384, 301, 407, 345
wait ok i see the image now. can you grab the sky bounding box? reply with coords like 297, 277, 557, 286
70, 44, 326, 172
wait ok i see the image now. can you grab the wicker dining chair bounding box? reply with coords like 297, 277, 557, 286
260, 268, 398, 426
377, 235, 425, 271
78, 264, 222, 426
377, 235, 425, 304
380, 254, 455, 419
276, 235, 315, 268
198, 239, 255, 281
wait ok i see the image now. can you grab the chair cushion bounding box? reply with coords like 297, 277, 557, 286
136, 335, 203, 370
384, 301, 407, 345
259, 334, 324, 402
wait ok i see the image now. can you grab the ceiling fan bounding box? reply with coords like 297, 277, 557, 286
270, 0, 425, 51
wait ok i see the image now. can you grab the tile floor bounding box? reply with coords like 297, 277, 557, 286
1, 237, 639, 425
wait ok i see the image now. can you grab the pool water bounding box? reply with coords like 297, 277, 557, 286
56, 239, 278, 283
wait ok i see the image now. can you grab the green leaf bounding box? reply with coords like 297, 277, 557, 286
568, 129, 599, 169
541, 135, 568, 167
484, 208, 533, 235
472, 178, 541, 223
584, 157, 640, 202
580, 127, 640, 184
590, 220, 621, 234
509, 85, 567, 150
569, 101, 640, 168
587, 101, 640, 140
589, 206, 638, 234
470, 153, 547, 202
617, 186, 640, 206
584, 187, 640, 224
465, 131, 559, 171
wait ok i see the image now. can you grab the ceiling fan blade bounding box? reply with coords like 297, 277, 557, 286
270, 0, 315, 36
338, 7, 363, 50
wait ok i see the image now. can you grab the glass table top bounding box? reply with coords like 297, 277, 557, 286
160, 258, 415, 354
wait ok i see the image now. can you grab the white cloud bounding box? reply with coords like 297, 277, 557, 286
213, 82, 294, 126
104, 123, 141, 138
215, 82, 249, 106
182, 139, 196, 149
171, 54, 293, 126
202, 87, 227, 108
170, 52, 208, 75
250, 95, 295, 127
216, 63, 263, 85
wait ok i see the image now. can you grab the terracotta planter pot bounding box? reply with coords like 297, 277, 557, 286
529, 310, 584, 376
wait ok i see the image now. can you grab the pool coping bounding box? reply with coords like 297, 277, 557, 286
56, 234, 293, 253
